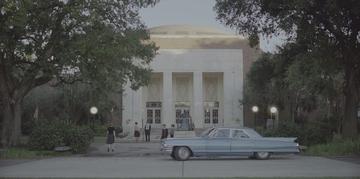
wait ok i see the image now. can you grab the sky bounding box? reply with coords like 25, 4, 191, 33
139, 0, 283, 52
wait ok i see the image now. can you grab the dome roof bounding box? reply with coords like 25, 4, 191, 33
149, 25, 231, 36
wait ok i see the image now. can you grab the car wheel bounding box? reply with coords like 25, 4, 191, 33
174, 146, 191, 161
248, 153, 256, 159
255, 152, 270, 160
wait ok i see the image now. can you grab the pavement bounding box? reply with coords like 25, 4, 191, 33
0, 139, 359, 178
85, 138, 163, 157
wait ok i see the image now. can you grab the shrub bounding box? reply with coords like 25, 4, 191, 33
29, 120, 94, 153
64, 127, 94, 153
260, 120, 332, 146
28, 120, 66, 150
306, 136, 360, 156
93, 124, 123, 137
93, 124, 108, 136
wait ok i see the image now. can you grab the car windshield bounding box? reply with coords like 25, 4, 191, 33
200, 128, 215, 137
245, 129, 262, 138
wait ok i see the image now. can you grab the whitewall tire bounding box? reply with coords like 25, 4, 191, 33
174, 147, 191, 161
255, 152, 271, 160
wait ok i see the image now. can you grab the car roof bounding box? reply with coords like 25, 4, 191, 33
215, 127, 253, 130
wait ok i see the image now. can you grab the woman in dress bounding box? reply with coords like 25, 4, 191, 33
106, 123, 116, 152
134, 122, 140, 142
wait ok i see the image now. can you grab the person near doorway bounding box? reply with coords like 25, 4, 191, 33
169, 124, 175, 138
134, 122, 140, 142
106, 123, 116, 152
144, 122, 151, 142
161, 124, 168, 139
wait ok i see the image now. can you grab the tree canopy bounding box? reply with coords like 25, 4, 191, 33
215, 0, 360, 137
0, 0, 158, 146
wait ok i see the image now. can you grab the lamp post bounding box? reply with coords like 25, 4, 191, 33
251, 106, 259, 128
90, 106, 98, 130
270, 106, 277, 129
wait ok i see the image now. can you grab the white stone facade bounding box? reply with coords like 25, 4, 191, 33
122, 25, 256, 129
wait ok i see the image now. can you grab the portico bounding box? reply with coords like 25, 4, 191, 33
122, 25, 260, 129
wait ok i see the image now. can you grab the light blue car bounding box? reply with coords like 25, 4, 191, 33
160, 127, 300, 161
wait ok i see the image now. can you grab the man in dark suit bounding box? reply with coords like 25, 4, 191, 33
144, 122, 151, 142
161, 124, 168, 139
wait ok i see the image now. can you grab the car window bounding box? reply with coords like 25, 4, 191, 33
213, 129, 230, 138
232, 130, 249, 138
200, 128, 215, 137
245, 129, 262, 138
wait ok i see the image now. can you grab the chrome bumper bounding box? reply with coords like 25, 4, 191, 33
160, 141, 173, 153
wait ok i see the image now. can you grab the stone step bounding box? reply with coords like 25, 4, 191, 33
117, 128, 205, 140
174, 131, 196, 138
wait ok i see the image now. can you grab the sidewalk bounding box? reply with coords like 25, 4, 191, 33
86, 137, 163, 157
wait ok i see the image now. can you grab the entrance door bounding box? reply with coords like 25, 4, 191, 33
204, 101, 220, 127
175, 107, 190, 130
146, 102, 161, 127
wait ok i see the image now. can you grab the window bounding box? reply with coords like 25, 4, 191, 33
213, 129, 230, 138
146, 102, 161, 108
146, 101, 161, 124
204, 109, 210, 123
232, 130, 249, 138
147, 110, 153, 123
155, 109, 161, 124
212, 109, 218, 124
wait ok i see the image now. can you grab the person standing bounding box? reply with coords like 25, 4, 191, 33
169, 124, 175, 138
161, 124, 168, 139
106, 123, 116, 152
144, 122, 151, 142
134, 122, 140, 142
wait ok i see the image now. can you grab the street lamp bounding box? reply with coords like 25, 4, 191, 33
251, 106, 259, 128
270, 106, 277, 129
90, 106, 98, 130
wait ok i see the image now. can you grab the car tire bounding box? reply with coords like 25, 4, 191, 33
255, 152, 270, 160
174, 146, 191, 161
248, 153, 256, 159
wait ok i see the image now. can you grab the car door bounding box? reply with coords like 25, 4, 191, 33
230, 129, 254, 155
205, 128, 231, 155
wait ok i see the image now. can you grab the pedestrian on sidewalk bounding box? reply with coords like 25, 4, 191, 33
169, 124, 175, 138
161, 124, 168, 139
144, 122, 151, 142
106, 123, 116, 152
134, 122, 140, 142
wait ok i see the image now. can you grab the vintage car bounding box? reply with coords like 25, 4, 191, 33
160, 127, 299, 161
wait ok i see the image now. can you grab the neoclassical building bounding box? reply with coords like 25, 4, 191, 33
122, 25, 260, 129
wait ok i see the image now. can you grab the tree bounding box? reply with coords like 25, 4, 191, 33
0, 0, 158, 146
215, 0, 360, 138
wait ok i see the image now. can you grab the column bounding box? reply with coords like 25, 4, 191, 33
223, 71, 244, 127
162, 72, 173, 127
223, 71, 236, 126
122, 81, 142, 137
193, 72, 203, 128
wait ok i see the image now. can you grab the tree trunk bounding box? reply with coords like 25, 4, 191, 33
1, 98, 23, 147
342, 67, 359, 138
1, 99, 12, 147
10, 101, 22, 146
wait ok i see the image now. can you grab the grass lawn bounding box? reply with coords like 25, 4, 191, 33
305, 137, 360, 156
0, 147, 72, 159
0, 177, 359, 179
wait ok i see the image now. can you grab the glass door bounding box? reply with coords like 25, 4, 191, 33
146, 102, 161, 128
175, 107, 190, 130
204, 101, 220, 127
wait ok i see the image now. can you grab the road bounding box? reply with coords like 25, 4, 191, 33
1, 155, 359, 177
0, 141, 359, 178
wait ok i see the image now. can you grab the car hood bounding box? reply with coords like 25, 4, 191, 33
165, 137, 202, 141
162, 137, 203, 143
261, 137, 297, 142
